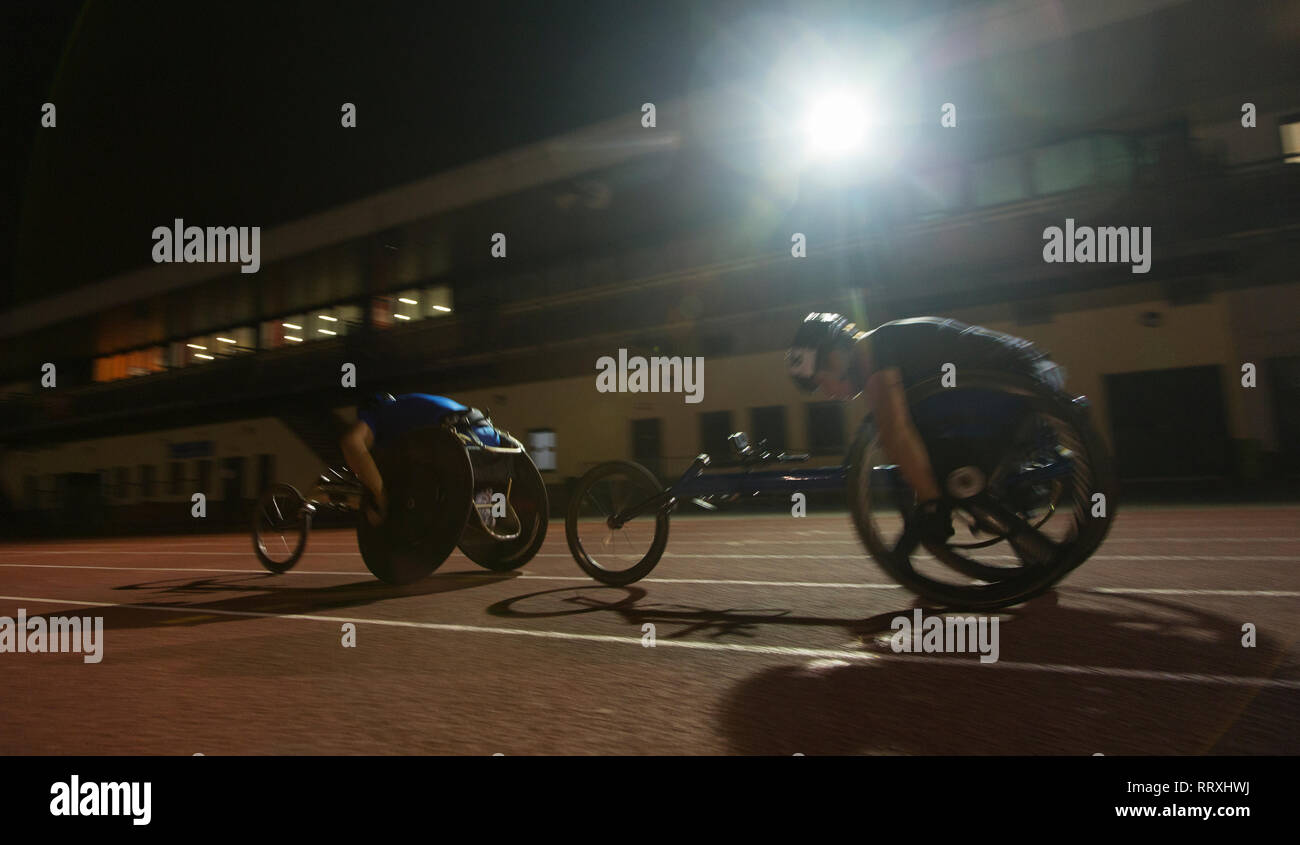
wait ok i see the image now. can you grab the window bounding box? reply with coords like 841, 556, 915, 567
1092, 135, 1135, 185
210, 327, 255, 356
169, 461, 185, 495
912, 165, 965, 217
196, 460, 212, 497
806, 402, 846, 455
139, 465, 155, 498
114, 467, 130, 500
750, 405, 787, 452
310, 304, 360, 339
379, 284, 454, 327
631, 418, 663, 478
699, 410, 734, 463
971, 154, 1028, 207
93, 347, 165, 382
257, 454, 275, 494
185, 335, 217, 364
526, 430, 556, 471
1030, 138, 1094, 195
1280, 113, 1300, 164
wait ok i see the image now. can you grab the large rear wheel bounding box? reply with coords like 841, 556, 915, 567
847, 372, 1116, 609
357, 427, 474, 585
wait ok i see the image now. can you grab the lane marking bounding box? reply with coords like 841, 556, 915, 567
6, 537, 1300, 556
20, 550, 1300, 563
5, 548, 1299, 563
1090, 588, 1300, 597
1, 564, 1298, 597
0, 591, 1297, 690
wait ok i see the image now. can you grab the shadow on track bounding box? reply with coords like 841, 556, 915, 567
713, 591, 1296, 755
487, 584, 881, 639
23, 569, 522, 631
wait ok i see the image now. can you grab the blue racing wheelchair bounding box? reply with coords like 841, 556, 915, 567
253, 398, 548, 585
565, 371, 1116, 610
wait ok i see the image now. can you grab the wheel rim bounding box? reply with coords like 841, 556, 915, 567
256, 486, 305, 565
857, 387, 1100, 598
572, 469, 661, 575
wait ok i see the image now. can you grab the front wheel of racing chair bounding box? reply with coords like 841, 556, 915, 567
846, 370, 1117, 610
457, 450, 550, 572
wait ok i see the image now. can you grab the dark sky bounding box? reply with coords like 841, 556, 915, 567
1, 0, 988, 310
1, 0, 712, 309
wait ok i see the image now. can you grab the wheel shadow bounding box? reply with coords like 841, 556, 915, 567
486, 584, 891, 640
486, 586, 1296, 755
28, 568, 522, 631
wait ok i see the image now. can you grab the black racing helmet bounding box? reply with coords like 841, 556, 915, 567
786, 312, 863, 392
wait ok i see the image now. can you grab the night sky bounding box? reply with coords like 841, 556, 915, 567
2, 0, 990, 313
1, 0, 980, 312
2, 0, 711, 310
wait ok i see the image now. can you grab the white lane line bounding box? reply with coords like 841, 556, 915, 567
0, 563, 906, 589
1, 591, 1297, 690
6, 538, 1300, 555
15, 548, 1294, 561
2, 563, 1298, 597
1090, 588, 1300, 597
7, 561, 1300, 595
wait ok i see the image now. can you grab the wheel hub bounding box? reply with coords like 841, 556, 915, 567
946, 466, 986, 499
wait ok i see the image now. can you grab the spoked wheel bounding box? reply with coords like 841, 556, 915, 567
458, 451, 550, 572
565, 460, 670, 586
357, 426, 474, 585
253, 483, 311, 573
847, 372, 1116, 610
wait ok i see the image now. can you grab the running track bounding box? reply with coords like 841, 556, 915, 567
2, 507, 1298, 755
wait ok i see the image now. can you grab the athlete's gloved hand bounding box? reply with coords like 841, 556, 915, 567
912, 498, 954, 544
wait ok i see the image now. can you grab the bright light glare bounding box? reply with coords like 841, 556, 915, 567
398, 297, 418, 305
283, 323, 302, 330
803, 91, 869, 159
432, 305, 452, 312
394, 313, 411, 320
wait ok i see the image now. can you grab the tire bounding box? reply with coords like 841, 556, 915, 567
253, 483, 311, 573
357, 426, 474, 585
458, 451, 550, 571
565, 460, 670, 586
846, 371, 1117, 610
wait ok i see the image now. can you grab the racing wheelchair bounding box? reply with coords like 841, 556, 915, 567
253, 399, 549, 585
565, 371, 1116, 610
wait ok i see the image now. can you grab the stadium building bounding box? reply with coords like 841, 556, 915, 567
2, 0, 1299, 535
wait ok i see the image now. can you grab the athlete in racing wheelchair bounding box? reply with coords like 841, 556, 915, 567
787, 313, 1114, 607
308, 391, 545, 584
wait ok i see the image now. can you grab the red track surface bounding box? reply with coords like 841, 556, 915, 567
2, 507, 1298, 755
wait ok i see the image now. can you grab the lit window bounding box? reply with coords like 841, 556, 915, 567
971, 154, 1028, 207
425, 284, 453, 317
1280, 113, 1300, 164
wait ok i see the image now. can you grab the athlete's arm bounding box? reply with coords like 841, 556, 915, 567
340, 420, 386, 513
865, 367, 943, 503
